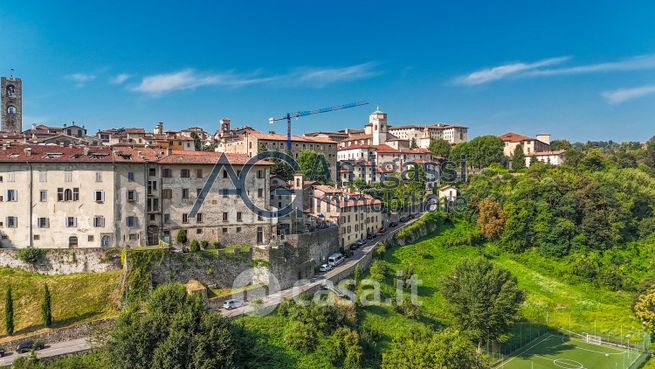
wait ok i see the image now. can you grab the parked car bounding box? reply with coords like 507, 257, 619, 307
399, 215, 408, 222
357, 239, 367, 247
389, 221, 398, 227
343, 249, 354, 258
222, 299, 246, 310
366, 233, 374, 239
16, 340, 44, 354
349, 243, 359, 250
0, 347, 5, 357
328, 252, 345, 267
319, 263, 333, 272
378, 227, 386, 234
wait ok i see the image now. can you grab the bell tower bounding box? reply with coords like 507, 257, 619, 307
370, 106, 387, 146
1, 72, 22, 133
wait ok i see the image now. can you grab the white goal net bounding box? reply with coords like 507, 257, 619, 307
585, 334, 602, 345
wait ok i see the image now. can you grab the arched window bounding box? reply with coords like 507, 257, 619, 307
101, 235, 111, 247
7, 105, 16, 114
64, 189, 73, 201
69, 236, 78, 248
6, 85, 15, 97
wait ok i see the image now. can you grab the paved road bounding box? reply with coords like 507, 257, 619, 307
0, 338, 91, 367
220, 215, 419, 317
0, 215, 420, 366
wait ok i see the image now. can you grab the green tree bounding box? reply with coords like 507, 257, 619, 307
190, 132, 202, 151
429, 139, 451, 158
189, 239, 200, 252
283, 321, 318, 353
42, 284, 52, 328
175, 229, 188, 246
297, 150, 331, 183
106, 284, 237, 369
5, 286, 13, 335
382, 328, 488, 369
634, 286, 655, 333
442, 258, 524, 352
646, 135, 655, 169
409, 138, 417, 148
466, 136, 504, 169
511, 145, 526, 170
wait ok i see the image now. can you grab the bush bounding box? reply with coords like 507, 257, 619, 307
212, 241, 223, 249
373, 242, 386, 259
175, 229, 188, 245
284, 321, 318, 353
17, 248, 46, 264
189, 240, 200, 253
370, 260, 390, 281
200, 240, 209, 250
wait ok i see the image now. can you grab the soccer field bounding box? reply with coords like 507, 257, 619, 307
496, 334, 642, 369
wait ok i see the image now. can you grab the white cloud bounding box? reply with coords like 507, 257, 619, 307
110, 73, 131, 85
64, 73, 96, 87
455, 57, 570, 86
530, 54, 655, 76
131, 63, 380, 95
602, 85, 655, 104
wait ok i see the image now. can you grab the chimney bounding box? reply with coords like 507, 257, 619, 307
536, 133, 551, 145
24, 147, 32, 156
83, 147, 90, 156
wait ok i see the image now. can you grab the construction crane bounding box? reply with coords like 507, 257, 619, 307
268, 101, 369, 151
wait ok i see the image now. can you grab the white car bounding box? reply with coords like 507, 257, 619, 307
319, 263, 333, 272
222, 299, 246, 310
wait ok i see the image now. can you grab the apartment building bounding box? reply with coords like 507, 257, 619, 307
217, 130, 338, 181
310, 184, 383, 248
0, 144, 273, 249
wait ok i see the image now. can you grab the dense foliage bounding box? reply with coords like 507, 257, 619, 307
464, 138, 655, 290
442, 258, 524, 351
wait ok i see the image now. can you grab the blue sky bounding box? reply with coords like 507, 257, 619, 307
2, 0, 655, 142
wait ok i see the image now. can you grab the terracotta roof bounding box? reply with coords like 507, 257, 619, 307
499, 132, 535, 142
342, 134, 373, 142
248, 131, 336, 144
0, 144, 114, 163
158, 151, 272, 165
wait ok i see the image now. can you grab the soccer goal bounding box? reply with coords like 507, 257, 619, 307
586, 334, 602, 345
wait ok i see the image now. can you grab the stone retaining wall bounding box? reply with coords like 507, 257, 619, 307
0, 248, 121, 274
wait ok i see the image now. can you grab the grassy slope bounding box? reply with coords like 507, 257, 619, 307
360, 220, 646, 349
0, 268, 120, 341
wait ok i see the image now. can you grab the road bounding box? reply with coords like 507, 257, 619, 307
0, 214, 420, 366
0, 338, 91, 367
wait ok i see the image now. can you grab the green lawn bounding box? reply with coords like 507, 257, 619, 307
0, 267, 120, 342
497, 334, 642, 369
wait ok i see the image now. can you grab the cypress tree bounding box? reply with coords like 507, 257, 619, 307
512, 145, 526, 170
43, 284, 52, 328
5, 287, 13, 335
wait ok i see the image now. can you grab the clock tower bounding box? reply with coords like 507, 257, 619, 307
1, 72, 22, 133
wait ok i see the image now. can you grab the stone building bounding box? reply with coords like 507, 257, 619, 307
0, 144, 273, 249
1, 75, 22, 133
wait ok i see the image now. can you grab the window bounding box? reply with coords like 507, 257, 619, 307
223, 212, 228, 222
64, 171, 72, 182
258, 188, 263, 198
57, 188, 64, 201
129, 234, 139, 241
101, 235, 111, 247
73, 188, 79, 201
5, 190, 17, 202
6, 216, 17, 228
7, 105, 16, 114
39, 171, 47, 182
69, 236, 78, 247
236, 227, 242, 233
196, 213, 203, 223
222, 188, 228, 198
95, 172, 103, 182
66, 217, 77, 228
126, 216, 138, 228
163, 168, 172, 178
38, 217, 49, 228
94, 190, 105, 203
222, 228, 228, 233
127, 172, 135, 182
149, 168, 156, 177
94, 216, 105, 228
163, 213, 170, 224
181, 169, 190, 178
127, 190, 137, 202
88, 235, 95, 242
196, 169, 203, 178
196, 188, 202, 197
162, 189, 172, 199
181, 188, 189, 200
40, 190, 47, 202
7, 172, 14, 182
237, 212, 242, 222
222, 170, 228, 178
34, 235, 40, 241
182, 213, 189, 223
0, 175, 3, 182
257, 170, 264, 179
257, 212, 263, 221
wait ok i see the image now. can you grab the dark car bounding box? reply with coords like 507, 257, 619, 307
399, 216, 408, 222
349, 243, 359, 250
16, 340, 44, 353
389, 221, 398, 227
378, 227, 386, 234
366, 233, 374, 239
343, 249, 354, 258
0, 347, 5, 357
